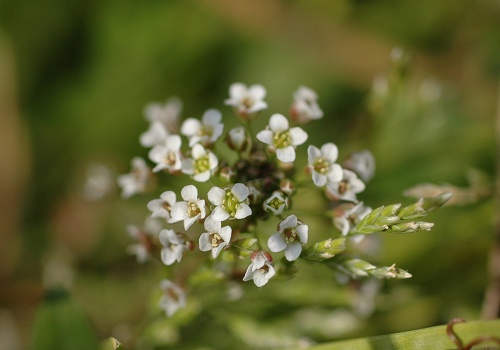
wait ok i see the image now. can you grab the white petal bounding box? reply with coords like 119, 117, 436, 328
235, 204, 252, 219
276, 146, 296, 163
183, 216, 198, 230
247, 100, 268, 114
160, 191, 176, 204
297, 224, 309, 243
171, 202, 188, 221
312, 171, 327, 187
212, 242, 227, 258
232, 183, 249, 201
180, 118, 201, 137
321, 143, 338, 162
219, 226, 232, 243
159, 229, 171, 246
211, 207, 230, 222
207, 151, 218, 169
204, 215, 221, 232
193, 171, 210, 182
242, 264, 255, 281
289, 127, 308, 146
307, 145, 321, 164
181, 185, 198, 202
148, 144, 165, 164
161, 248, 176, 265
327, 164, 343, 183
268, 233, 286, 252
249, 84, 266, 99
269, 113, 289, 132
191, 144, 206, 159
228, 82, 247, 101
284, 242, 302, 261
198, 233, 212, 252
166, 134, 182, 151
208, 187, 225, 205
202, 109, 222, 125
181, 159, 195, 175
280, 215, 297, 230
256, 130, 273, 146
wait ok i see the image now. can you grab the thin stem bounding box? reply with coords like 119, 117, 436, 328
481, 78, 500, 319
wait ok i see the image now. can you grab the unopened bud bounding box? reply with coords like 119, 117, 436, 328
263, 191, 290, 215
304, 238, 346, 261
279, 179, 296, 196
219, 166, 236, 184
226, 126, 248, 152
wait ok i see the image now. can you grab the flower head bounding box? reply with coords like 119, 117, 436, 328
208, 183, 252, 221
326, 169, 366, 202
226, 126, 249, 152
170, 185, 206, 230
126, 217, 162, 263
199, 216, 232, 258
290, 86, 323, 124
159, 279, 186, 317
148, 134, 183, 173
159, 229, 192, 265
224, 82, 268, 119
147, 190, 177, 222
243, 251, 275, 287
256, 113, 308, 163
140, 121, 169, 148
268, 215, 308, 261
308, 143, 343, 187
263, 190, 290, 216
144, 97, 182, 133
181, 144, 218, 182
117, 157, 151, 198
181, 109, 224, 147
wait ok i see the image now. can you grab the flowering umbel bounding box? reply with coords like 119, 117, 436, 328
119, 82, 449, 317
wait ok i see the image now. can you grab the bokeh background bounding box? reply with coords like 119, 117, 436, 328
1, 0, 499, 349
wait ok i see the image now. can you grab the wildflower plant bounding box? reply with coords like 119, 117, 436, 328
118, 82, 450, 318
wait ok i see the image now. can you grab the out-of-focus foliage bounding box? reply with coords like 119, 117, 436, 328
0, 0, 499, 349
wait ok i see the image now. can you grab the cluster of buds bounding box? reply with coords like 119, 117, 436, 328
118, 83, 448, 317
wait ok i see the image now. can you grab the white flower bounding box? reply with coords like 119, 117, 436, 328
326, 169, 366, 202
148, 134, 183, 173
333, 202, 372, 237
199, 216, 232, 258
180, 109, 224, 147
342, 150, 376, 183
256, 113, 308, 163
263, 191, 289, 215
243, 251, 275, 287
308, 143, 343, 187
170, 185, 206, 230
159, 229, 191, 265
207, 183, 252, 221
290, 86, 323, 124
181, 144, 218, 182
268, 215, 308, 261
144, 97, 182, 133
140, 121, 169, 148
126, 217, 162, 263
147, 191, 177, 222
159, 279, 186, 317
224, 82, 268, 119
117, 157, 151, 198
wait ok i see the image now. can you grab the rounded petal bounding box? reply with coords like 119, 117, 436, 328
327, 164, 343, 183
191, 143, 206, 159
207, 151, 218, 169
193, 170, 210, 182
159, 229, 172, 246
161, 249, 177, 265
228, 82, 247, 101
297, 224, 309, 244
267, 233, 287, 252
171, 202, 188, 222
166, 134, 182, 151
235, 203, 252, 219
242, 263, 255, 281
198, 233, 212, 252
289, 127, 308, 146
219, 226, 232, 243
253, 266, 275, 287
232, 183, 249, 201
160, 191, 176, 204
256, 130, 273, 146
284, 242, 302, 261
181, 185, 198, 202
249, 84, 266, 99
211, 207, 230, 222
183, 216, 198, 230
279, 215, 297, 231
208, 186, 225, 205
269, 113, 289, 132
276, 146, 296, 163
181, 159, 195, 175
307, 145, 321, 164
204, 215, 221, 232
321, 142, 338, 162
202, 109, 222, 125
180, 118, 201, 137
312, 171, 327, 187
248, 100, 268, 114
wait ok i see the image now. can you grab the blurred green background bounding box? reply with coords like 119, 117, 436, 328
1, 0, 499, 349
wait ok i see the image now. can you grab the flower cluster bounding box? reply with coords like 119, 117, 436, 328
119, 83, 446, 317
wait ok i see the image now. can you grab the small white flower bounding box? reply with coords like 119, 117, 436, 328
342, 150, 376, 183
148, 134, 183, 173
159, 279, 186, 317
144, 97, 182, 133
243, 251, 275, 287
224, 82, 268, 119
180, 109, 224, 147
326, 169, 366, 202
333, 202, 372, 237
308, 143, 343, 187
170, 185, 206, 230
181, 144, 218, 182
140, 121, 169, 148
226, 126, 248, 152
117, 157, 151, 198
268, 215, 308, 261
199, 216, 232, 258
126, 217, 162, 263
159, 229, 191, 265
256, 113, 308, 163
208, 183, 252, 221
147, 191, 177, 222
290, 86, 323, 124
263, 191, 289, 216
